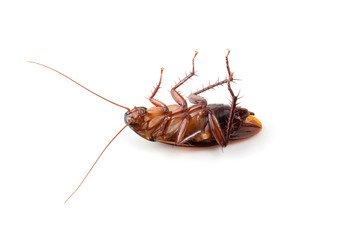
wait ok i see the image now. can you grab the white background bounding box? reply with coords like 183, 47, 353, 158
1, 0, 360, 239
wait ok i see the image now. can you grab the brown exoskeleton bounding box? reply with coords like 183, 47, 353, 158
30, 50, 262, 202
125, 50, 262, 147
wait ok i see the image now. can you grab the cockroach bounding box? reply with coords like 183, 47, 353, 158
29, 50, 262, 202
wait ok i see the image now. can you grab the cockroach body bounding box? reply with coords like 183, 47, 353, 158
125, 104, 261, 147
124, 50, 262, 147
30, 50, 262, 202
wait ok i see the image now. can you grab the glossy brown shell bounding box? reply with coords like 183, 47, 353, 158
127, 104, 262, 147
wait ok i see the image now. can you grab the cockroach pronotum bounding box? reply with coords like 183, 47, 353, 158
29, 50, 262, 202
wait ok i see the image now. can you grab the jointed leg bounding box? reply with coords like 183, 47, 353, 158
175, 110, 227, 147
189, 50, 236, 105
149, 67, 168, 108
224, 49, 239, 146
175, 113, 205, 146
149, 68, 171, 138
188, 77, 234, 106
175, 115, 190, 145
177, 130, 203, 145
171, 51, 198, 109
208, 111, 226, 147
191, 78, 232, 96
187, 50, 239, 147
179, 50, 240, 147
226, 49, 232, 76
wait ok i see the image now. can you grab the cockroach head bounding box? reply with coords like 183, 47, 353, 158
124, 106, 147, 126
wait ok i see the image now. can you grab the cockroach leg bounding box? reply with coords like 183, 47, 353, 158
151, 116, 170, 139
188, 77, 235, 107
208, 111, 226, 147
191, 78, 231, 96
176, 111, 208, 145
189, 49, 235, 102
226, 49, 231, 76
148, 68, 171, 138
171, 51, 198, 109
178, 130, 202, 145
175, 114, 204, 145
149, 67, 168, 109
224, 50, 239, 146
225, 72, 238, 146
175, 115, 190, 145
188, 93, 207, 106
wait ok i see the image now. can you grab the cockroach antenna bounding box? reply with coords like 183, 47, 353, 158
28, 61, 131, 112
64, 122, 131, 203
29, 61, 133, 202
